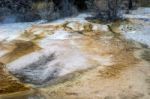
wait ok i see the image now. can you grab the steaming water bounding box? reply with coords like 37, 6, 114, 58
7, 30, 90, 85
0, 22, 33, 41
122, 25, 150, 47
8, 42, 89, 85
123, 7, 150, 20
122, 7, 150, 47
2, 13, 113, 86
2, 13, 93, 85
2, 8, 150, 87
0, 20, 47, 41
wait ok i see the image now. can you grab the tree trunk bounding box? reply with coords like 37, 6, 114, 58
129, 0, 133, 9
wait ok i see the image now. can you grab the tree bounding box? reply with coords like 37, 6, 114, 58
107, 0, 120, 21
128, 0, 133, 9
94, 0, 121, 21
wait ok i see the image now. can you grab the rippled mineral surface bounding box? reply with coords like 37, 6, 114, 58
0, 8, 150, 99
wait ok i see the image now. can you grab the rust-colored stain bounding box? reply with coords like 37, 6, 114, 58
0, 63, 29, 95
76, 33, 138, 78
0, 20, 140, 94
0, 40, 41, 64
99, 64, 129, 78
98, 40, 138, 78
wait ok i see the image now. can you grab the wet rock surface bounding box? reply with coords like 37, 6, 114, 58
0, 8, 150, 98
